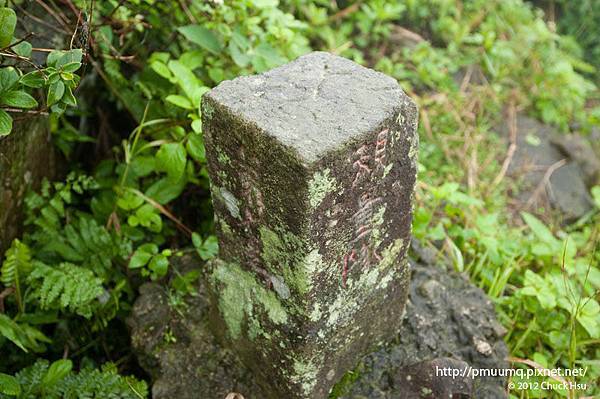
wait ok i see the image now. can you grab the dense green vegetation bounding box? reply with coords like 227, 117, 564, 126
0, 0, 598, 398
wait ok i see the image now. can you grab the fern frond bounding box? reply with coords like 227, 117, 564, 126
27, 262, 104, 318
32, 215, 131, 281
0, 359, 148, 399
1, 239, 32, 313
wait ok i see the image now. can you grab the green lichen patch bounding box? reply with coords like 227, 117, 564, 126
259, 226, 311, 296
210, 260, 288, 340
308, 168, 337, 208
291, 358, 320, 396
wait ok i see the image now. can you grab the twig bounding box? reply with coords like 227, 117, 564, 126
177, 0, 197, 23
126, 187, 193, 237
329, 1, 362, 22
4, 108, 49, 116
490, 102, 517, 191
0, 33, 34, 52
524, 158, 567, 209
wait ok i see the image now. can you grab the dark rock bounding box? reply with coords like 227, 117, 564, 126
202, 51, 418, 398
550, 134, 600, 187
127, 254, 262, 399
129, 256, 509, 399
501, 114, 594, 222
336, 260, 509, 398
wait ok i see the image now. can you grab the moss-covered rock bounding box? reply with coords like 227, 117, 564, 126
129, 253, 508, 399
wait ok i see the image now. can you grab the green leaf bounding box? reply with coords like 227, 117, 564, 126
129, 243, 158, 269
165, 94, 193, 109
150, 61, 173, 80
61, 62, 82, 73
145, 177, 185, 205
521, 212, 560, 249
577, 299, 600, 338
43, 359, 73, 386
592, 186, 600, 208
148, 254, 169, 278
0, 7, 16, 48
20, 71, 45, 88
47, 81, 65, 106
156, 142, 187, 181
0, 67, 18, 92
177, 25, 222, 54
186, 133, 206, 162
12, 40, 32, 57
56, 49, 83, 68
0, 373, 20, 396
0, 91, 38, 108
193, 233, 218, 261
0, 108, 12, 136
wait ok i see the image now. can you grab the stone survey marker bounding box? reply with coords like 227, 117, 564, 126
202, 52, 418, 398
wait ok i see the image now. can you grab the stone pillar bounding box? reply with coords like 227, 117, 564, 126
201, 51, 418, 399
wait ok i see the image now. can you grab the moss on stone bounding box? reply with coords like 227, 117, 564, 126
259, 226, 311, 296
308, 168, 337, 208
292, 358, 319, 396
210, 260, 288, 340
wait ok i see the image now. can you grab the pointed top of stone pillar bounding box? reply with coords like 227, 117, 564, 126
205, 51, 413, 163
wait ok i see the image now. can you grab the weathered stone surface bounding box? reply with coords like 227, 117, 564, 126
501, 114, 594, 222
336, 253, 508, 398
0, 116, 59, 253
129, 254, 508, 398
128, 254, 262, 398
201, 51, 418, 398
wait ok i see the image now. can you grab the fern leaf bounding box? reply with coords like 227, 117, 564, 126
27, 262, 104, 318
1, 239, 32, 313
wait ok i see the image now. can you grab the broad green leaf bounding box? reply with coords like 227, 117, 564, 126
186, 133, 206, 162
43, 359, 72, 386
156, 142, 187, 181
592, 186, 600, 208
61, 62, 82, 73
46, 50, 63, 67
0, 314, 27, 351
150, 61, 172, 80
0, 67, 18, 92
193, 234, 218, 261
47, 81, 65, 106
0, 7, 16, 48
0, 91, 38, 108
521, 212, 560, 248
148, 254, 169, 278
190, 119, 202, 133
129, 243, 158, 269
56, 49, 83, 68
145, 177, 185, 205
177, 25, 222, 54
12, 41, 31, 57
0, 108, 12, 136
0, 373, 20, 396
20, 71, 45, 88
166, 94, 193, 109
116, 191, 144, 210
